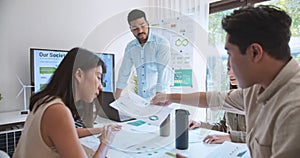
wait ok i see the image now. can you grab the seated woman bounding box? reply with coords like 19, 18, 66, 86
189, 62, 246, 144
13, 47, 121, 158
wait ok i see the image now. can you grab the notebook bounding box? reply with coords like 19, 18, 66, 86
96, 92, 135, 122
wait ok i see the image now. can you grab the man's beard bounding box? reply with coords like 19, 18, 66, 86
136, 32, 147, 44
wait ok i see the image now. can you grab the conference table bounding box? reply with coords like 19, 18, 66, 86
80, 109, 250, 158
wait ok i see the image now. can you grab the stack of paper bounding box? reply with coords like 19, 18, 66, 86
110, 92, 173, 126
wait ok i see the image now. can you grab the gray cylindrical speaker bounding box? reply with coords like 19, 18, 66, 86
175, 109, 190, 150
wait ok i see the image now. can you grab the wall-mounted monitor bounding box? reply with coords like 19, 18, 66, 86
96, 52, 115, 93
30, 48, 115, 93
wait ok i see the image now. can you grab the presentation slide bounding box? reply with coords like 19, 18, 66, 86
32, 49, 67, 93
97, 53, 114, 93
31, 49, 114, 93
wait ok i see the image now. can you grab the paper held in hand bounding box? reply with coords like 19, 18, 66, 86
110, 92, 173, 126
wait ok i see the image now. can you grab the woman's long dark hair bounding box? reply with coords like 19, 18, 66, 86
29, 47, 106, 121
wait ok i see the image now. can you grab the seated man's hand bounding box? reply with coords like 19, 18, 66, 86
150, 93, 171, 106
189, 120, 201, 130
203, 134, 231, 144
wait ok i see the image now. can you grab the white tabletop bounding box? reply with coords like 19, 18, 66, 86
0, 111, 27, 126
81, 116, 250, 158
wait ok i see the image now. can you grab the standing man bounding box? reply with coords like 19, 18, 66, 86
151, 5, 300, 157
115, 9, 171, 100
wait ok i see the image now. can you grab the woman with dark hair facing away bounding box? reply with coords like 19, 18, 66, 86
189, 61, 246, 144
13, 47, 121, 158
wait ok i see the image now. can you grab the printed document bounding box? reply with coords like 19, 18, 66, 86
110, 92, 173, 126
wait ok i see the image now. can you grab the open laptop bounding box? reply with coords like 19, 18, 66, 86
96, 92, 135, 122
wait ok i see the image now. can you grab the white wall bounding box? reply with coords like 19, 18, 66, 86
0, 0, 148, 112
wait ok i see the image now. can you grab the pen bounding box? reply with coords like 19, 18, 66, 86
237, 150, 247, 157
165, 152, 176, 158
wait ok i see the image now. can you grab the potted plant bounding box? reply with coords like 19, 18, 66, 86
0, 93, 2, 101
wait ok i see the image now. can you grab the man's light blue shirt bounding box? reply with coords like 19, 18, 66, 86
116, 30, 171, 99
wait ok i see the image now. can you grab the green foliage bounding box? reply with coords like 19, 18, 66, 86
264, 0, 300, 37
207, 0, 300, 91
208, 9, 234, 46
208, 0, 300, 46
0, 93, 2, 101
296, 54, 300, 63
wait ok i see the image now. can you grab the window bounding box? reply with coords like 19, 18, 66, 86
206, 0, 300, 123
209, 0, 269, 14
206, 3, 237, 123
